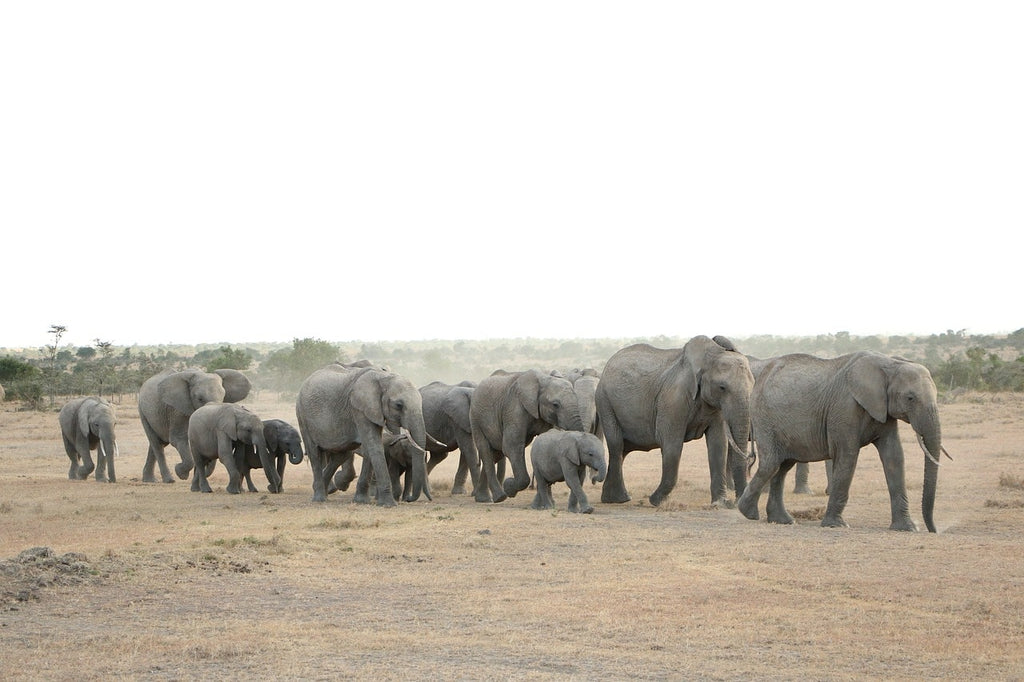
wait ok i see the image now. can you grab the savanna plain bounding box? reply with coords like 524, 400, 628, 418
1, 390, 1023, 680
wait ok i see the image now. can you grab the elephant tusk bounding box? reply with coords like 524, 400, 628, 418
99, 440, 107, 461
942, 445, 954, 461
916, 433, 942, 466
399, 427, 428, 454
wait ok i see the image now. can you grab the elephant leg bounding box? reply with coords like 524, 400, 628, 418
76, 442, 95, 480
455, 434, 481, 496
822, 450, 859, 528
170, 432, 194, 482
737, 440, 784, 521
474, 439, 501, 503
600, 421, 630, 504
649, 438, 684, 507
361, 438, 396, 507
875, 430, 916, 531
63, 436, 80, 479
765, 460, 797, 524
94, 446, 107, 482
531, 476, 553, 510
565, 464, 592, 514
793, 461, 812, 494
501, 442, 532, 499
353, 456, 374, 504
825, 459, 833, 495
191, 457, 214, 493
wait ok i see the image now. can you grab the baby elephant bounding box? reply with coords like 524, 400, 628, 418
58, 396, 119, 482
530, 431, 607, 513
188, 403, 282, 494
234, 419, 305, 492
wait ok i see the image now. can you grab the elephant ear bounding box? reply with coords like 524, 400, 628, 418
848, 354, 889, 423
350, 371, 386, 426
159, 372, 199, 416
218, 406, 241, 441
78, 398, 97, 438
442, 388, 473, 433
560, 434, 582, 466
215, 369, 252, 403
681, 337, 711, 401
514, 370, 543, 420
263, 421, 280, 454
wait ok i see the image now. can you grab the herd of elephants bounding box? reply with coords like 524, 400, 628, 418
57, 334, 949, 531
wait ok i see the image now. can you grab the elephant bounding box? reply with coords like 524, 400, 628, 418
746, 354, 829, 496
234, 419, 304, 493
58, 396, 119, 482
529, 430, 607, 513
296, 363, 431, 505
187, 403, 281, 494
736, 351, 947, 532
552, 368, 601, 437
470, 368, 586, 503
595, 335, 754, 508
137, 368, 251, 483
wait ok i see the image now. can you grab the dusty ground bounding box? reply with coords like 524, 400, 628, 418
1, 391, 1022, 680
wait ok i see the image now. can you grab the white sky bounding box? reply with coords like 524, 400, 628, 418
2, 2, 1021, 350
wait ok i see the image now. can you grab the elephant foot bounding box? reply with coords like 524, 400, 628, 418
501, 478, 522, 499
600, 488, 631, 504
530, 496, 552, 510
793, 484, 813, 495
648, 490, 669, 507
821, 515, 849, 528
736, 494, 760, 521
572, 505, 594, 514
376, 496, 397, 508
450, 486, 467, 495
474, 491, 493, 503
766, 510, 795, 525
174, 463, 192, 480
710, 496, 736, 510
353, 493, 372, 504
889, 518, 918, 532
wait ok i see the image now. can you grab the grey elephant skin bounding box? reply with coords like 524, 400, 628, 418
530, 430, 607, 513
596, 335, 754, 508
737, 351, 944, 532
58, 396, 119, 482
234, 419, 304, 493
553, 368, 601, 438
746, 355, 829, 496
296, 364, 430, 505
187, 403, 281, 494
137, 368, 251, 483
470, 369, 586, 503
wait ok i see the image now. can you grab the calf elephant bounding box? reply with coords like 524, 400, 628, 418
58, 396, 119, 482
234, 419, 304, 492
530, 430, 607, 513
737, 351, 947, 532
596, 335, 754, 508
138, 368, 251, 483
188, 403, 281, 494
470, 369, 586, 503
296, 364, 430, 505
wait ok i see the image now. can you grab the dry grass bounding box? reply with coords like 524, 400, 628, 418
1, 391, 1023, 680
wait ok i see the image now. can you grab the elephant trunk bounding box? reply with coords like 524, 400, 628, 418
402, 412, 431, 502
916, 409, 942, 533
590, 457, 607, 485
253, 431, 282, 494
725, 403, 752, 496
98, 424, 117, 481
288, 447, 304, 466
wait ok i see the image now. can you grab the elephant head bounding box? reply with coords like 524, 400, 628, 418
684, 335, 755, 490
566, 431, 607, 484
850, 354, 943, 532
519, 370, 586, 433
351, 370, 430, 502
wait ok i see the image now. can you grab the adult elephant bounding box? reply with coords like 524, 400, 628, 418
596, 335, 754, 508
470, 368, 586, 503
737, 351, 946, 532
138, 368, 251, 483
187, 403, 280, 494
58, 396, 119, 482
296, 364, 430, 505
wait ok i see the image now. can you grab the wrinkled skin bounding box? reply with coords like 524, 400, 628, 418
234, 419, 304, 492
58, 396, 119, 482
187, 403, 281, 495
137, 368, 251, 483
596, 336, 754, 508
553, 369, 602, 438
530, 431, 607, 513
470, 369, 587, 503
296, 364, 430, 506
737, 351, 943, 532
746, 355, 830, 496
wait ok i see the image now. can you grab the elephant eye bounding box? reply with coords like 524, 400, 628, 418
394, 400, 404, 411
551, 400, 561, 410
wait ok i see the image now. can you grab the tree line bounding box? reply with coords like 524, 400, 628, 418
2, 328, 1024, 408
